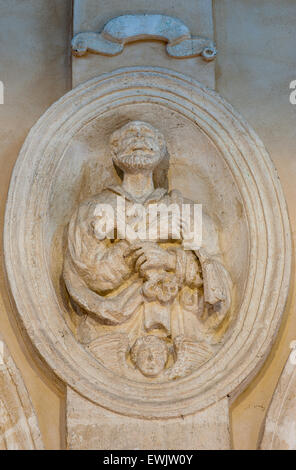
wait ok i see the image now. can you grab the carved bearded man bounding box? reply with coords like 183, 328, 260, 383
63, 121, 232, 379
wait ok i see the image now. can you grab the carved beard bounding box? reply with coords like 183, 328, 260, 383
114, 150, 162, 171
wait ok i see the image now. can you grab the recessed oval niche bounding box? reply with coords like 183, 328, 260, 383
4, 67, 291, 418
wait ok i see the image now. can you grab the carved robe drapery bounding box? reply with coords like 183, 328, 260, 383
64, 184, 232, 349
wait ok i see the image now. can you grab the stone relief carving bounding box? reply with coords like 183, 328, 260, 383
260, 349, 296, 450
0, 338, 43, 450
63, 121, 232, 379
72, 14, 216, 61
4, 68, 291, 418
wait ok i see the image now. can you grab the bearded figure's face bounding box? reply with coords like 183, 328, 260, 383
110, 121, 166, 173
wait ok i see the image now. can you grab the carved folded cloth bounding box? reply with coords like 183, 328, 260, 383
63, 187, 232, 326
63, 254, 143, 325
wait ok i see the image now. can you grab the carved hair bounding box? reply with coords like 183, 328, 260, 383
109, 121, 166, 159
130, 335, 168, 365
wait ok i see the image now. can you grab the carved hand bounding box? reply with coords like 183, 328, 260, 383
127, 242, 176, 275
180, 216, 200, 250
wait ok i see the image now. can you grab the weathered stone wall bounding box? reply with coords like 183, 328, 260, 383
215, 0, 296, 449
0, 0, 72, 449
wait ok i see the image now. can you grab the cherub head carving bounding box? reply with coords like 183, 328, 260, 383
110, 121, 166, 174
130, 335, 168, 377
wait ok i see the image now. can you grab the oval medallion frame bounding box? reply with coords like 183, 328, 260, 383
4, 67, 291, 418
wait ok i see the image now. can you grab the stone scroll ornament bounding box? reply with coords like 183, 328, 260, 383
4, 68, 291, 419
72, 14, 216, 61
